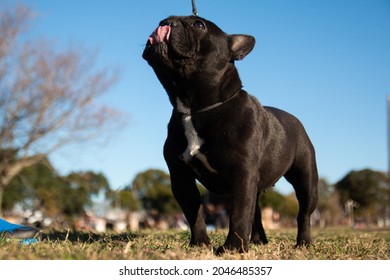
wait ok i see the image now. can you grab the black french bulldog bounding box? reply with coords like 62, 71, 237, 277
142, 15, 318, 253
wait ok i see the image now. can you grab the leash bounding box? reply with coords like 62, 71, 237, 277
191, 0, 198, 16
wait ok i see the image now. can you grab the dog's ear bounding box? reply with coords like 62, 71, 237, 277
228, 34, 256, 61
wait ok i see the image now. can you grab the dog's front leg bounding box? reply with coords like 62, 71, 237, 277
169, 166, 210, 247
216, 173, 258, 254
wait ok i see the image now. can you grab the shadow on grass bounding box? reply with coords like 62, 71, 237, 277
41, 230, 140, 244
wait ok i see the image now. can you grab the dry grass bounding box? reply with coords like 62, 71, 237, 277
1, 227, 389, 260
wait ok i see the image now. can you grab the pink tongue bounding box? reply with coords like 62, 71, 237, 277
148, 25, 171, 45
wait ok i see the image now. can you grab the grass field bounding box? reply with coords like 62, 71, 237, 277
1, 227, 389, 260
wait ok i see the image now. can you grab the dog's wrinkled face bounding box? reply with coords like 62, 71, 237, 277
143, 16, 228, 73
142, 16, 255, 89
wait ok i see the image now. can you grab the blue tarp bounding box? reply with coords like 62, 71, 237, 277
0, 218, 39, 243
0, 218, 29, 232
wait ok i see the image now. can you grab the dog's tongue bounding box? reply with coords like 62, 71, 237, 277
148, 25, 171, 45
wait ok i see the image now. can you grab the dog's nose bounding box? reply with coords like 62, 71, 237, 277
160, 19, 175, 27
160, 20, 172, 26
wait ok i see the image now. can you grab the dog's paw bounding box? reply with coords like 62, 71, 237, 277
251, 238, 269, 245
250, 234, 268, 245
214, 244, 248, 256
214, 246, 227, 256
295, 238, 312, 248
189, 239, 211, 248
295, 243, 311, 249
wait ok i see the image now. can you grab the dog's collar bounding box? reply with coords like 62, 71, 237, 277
175, 90, 241, 116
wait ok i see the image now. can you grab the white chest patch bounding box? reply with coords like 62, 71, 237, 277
176, 98, 217, 173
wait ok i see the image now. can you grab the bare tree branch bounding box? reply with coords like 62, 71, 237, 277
0, 4, 126, 212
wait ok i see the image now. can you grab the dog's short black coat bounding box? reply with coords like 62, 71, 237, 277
143, 15, 318, 253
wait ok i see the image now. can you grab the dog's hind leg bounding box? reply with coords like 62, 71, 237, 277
250, 192, 268, 244
285, 160, 318, 247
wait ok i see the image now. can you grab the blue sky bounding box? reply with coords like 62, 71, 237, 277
13, 0, 390, 194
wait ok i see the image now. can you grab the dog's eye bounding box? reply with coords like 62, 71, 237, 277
193, 21, 206, 30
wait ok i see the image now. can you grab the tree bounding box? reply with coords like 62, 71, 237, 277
116, 189, 141, 212
279, 194, 299, 220
65, 171, 111, 213
3, 158, 71, 218
260, 188, 286, 213
4, 159, 112, 227
316, 178, 343, 227
335, 169, 388, 223
260, 188, 299, 220
0, 5, 123, 213
131, 169, 181, 215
